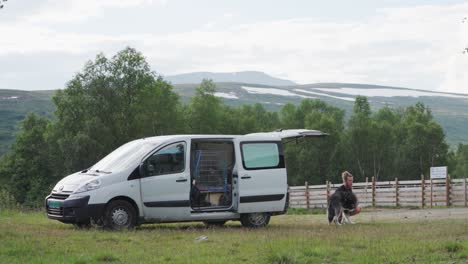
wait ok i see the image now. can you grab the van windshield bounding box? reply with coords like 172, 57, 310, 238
89, 140, 159, 173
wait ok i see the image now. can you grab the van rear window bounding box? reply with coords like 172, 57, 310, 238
241, 142, 284, 170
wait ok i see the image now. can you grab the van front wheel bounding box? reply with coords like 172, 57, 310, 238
240, 213, 270, 228
103, 200, 136, 230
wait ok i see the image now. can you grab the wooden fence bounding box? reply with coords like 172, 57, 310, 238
289, 176, 468, 209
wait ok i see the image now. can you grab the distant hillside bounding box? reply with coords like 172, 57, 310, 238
165, 71, 296, 86
173, 82, 468, 146
0, 89, 55, 154
1, 82, 468, 155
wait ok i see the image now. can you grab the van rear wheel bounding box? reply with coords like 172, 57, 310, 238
240, 213, 270, 228
103, 200, 136, 230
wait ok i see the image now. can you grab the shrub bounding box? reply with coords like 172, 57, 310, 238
0, 188, 18, 210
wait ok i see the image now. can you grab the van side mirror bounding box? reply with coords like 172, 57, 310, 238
138, 162, 147, 178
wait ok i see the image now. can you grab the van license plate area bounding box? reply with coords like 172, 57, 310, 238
49, 200, 61, 208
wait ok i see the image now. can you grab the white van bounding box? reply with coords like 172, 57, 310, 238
45, 129, 326, 229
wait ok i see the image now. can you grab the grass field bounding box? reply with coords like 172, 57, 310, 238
0, 209, 467, 264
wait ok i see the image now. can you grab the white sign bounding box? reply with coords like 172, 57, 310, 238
430, 166, 447, 179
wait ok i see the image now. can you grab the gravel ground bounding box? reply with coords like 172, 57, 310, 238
353, 207, 468, 223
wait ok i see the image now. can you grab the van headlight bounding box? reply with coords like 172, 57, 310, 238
74, 179, 102, 193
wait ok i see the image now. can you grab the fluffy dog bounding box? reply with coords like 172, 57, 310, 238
327, 191, 358, 225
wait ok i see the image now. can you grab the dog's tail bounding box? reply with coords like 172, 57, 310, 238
327, 205, 334, 224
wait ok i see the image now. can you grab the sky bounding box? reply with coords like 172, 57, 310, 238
0, 0, 467, 93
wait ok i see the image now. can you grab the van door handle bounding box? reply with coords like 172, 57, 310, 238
176, 178, 187, 182
241, 175, 251, 179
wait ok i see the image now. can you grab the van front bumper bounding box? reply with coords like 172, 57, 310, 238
45, 194, 105, 224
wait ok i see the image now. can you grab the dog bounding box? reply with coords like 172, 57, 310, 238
327, 190, 358, 225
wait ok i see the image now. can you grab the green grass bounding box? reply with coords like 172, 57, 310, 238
0, 210, 466, 263
287, 208, 326, 215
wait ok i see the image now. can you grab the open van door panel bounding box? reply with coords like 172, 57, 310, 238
236, 129, 327, 214
234, 139, 287, 213
246, 129, 328, 140
276, 129, 328, 139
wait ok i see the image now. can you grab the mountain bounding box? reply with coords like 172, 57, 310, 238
165, 71, 296, 86
1, 82, 468, 155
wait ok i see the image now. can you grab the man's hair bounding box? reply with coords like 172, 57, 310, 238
342, 171, 353, 183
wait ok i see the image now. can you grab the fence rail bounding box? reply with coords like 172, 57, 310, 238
288, 176, 468, 209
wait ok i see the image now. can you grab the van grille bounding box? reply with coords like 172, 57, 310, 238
47, 207, 63, 216
50, 193, 70, 200
47, 193, 68, 216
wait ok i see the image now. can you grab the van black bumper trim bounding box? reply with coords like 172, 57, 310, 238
240, 194, 285, 203
144, 200, 190, 207
45, 194, 105, 224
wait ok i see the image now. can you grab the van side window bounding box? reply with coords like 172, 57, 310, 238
143, 142, 185, 177
241, 142, 284, 170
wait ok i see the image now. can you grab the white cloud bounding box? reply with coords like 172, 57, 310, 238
0, 23, 126, 55
137, 3, 468, 93
439, 15, 468, 94
0, 2, 467, 93
24, 0, 167, 23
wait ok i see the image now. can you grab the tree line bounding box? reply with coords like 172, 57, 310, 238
0, 47, 466, 207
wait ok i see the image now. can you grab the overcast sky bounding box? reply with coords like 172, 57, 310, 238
0, 0, 467, 93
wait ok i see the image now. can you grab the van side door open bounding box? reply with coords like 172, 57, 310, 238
235, 140, 287, 213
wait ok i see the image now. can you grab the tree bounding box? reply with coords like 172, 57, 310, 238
134, 77, 184, 135
282, 99, 345, 185
187, 79, 224, 134
302, 100, 345, 184
0, 47, 185, 206
52, 47, 182, 173
368, 107, 403, 181
398, 102, 449, 179
345, 96, 373, 180
0, 113, 52, 206
222, 103, 280, 135
452, 144, 468, 178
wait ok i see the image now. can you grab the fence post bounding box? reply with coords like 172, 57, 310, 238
446, 175, 451, 207
326, 181, 330, 206
464, 177, 467, 207
430, 178, 433, 208
372, 176, 376, 208
421, 174, 425, 208
305, 181, 310, 209
395, 177, 399, 207
365, 177, 368, 206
